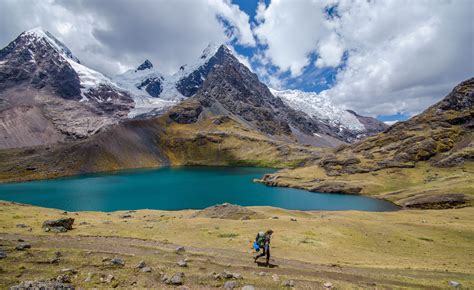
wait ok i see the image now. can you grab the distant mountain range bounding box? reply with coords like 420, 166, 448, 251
0, 28, 388, 150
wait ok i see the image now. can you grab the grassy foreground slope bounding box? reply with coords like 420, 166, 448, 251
258, 78, 474, 208
0, 202, 473, 288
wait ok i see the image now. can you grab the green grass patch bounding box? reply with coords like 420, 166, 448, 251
218, 233, 239, 238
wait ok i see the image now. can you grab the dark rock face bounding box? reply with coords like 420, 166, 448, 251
0, 29, 134, 149
315, 77, 474, 176
173, 45, 338, 141
176, 46, 230, 97
169, 100, 203, 124
137, 76, 163, 97
137, 59, 153, 71
0, 31, 81, 100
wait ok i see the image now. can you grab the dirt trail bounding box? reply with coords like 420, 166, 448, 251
1, 233, 466, 289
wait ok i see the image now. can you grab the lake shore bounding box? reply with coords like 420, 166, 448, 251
1, 201, 473, 288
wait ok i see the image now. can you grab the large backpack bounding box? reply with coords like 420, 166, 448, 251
256, 231, 265, 246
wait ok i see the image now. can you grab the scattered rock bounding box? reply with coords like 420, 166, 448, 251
175, 246, 185, 253
290, 218, 297, 222
16, 224, 29, 228
79, 221, 90, 225
177, 260, 188, 267
55, 274, 71, 283
449, 281, 461, 288
282, 280, 295, 287
119, 214, 132, 219
15, 243, 31, 251
85, 272, 93, 283
101, 274, 114, 283
323, 281, 334, 288
242, 286, 256, 290
224, 280, 238, 289
110, 257, 125, 267
10, 280, 72, 290
258, 272, 267, 276
272, 216, 279, 219
42, 218, 74, 232
50, 257, 60, 264
136, 260, 146, 269
60, 268, 77, 274
272, 274, 280, 281
141, 267, 152, 273
164, 272, 185, 285
0, 250, 6, 259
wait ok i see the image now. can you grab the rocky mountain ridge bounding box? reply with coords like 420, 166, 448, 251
0, 27, 133, 149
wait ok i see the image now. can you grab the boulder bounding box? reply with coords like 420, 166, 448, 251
101, 274, 114, 283
141, 267, 152, 273
110, 257, 125, 267
164, 272, 185, 285
323, 281, 334, 288
177, 260, 188, 267
282, 280, 295, 287
242, 286, 255, 290
224, 280, 238, 289
15, 243, 31, 251
175, 246, 185, 253
449, 281, 461, 288
42, 218, 74, 232
135, 260, 146, 269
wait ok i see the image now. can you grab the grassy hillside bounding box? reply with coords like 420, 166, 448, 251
0, 202, 473, 288
258, 78, 474, 209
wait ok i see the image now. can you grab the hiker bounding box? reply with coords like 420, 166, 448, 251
254, 229, 273, 266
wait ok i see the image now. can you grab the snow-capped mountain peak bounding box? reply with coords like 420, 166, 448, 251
271, 88, 366, 132
22, 27, 80, 63
136, 59, 153, 71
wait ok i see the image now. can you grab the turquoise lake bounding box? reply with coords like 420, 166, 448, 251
0, 167, 398, 212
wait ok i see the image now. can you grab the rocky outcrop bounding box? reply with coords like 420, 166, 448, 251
42, 218, 74, 232
192, 203, 265, 220
401, 193, 469, 209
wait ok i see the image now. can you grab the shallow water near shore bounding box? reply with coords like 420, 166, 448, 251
0, 167, 398, 212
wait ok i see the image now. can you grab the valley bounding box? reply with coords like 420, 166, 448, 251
0, 25, 472, 290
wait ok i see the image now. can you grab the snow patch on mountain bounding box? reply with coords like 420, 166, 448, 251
271, 88, 366, 132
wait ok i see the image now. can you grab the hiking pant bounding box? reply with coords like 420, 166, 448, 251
256, 244, 270, 263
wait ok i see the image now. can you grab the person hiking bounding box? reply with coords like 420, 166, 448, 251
254, 229, 273, 266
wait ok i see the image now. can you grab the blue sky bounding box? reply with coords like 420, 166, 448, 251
231, 0, 400, 121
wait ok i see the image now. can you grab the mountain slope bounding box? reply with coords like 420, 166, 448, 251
0, 27, 133, 149
258, 78, 474, 209
0, 45, 326, 182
